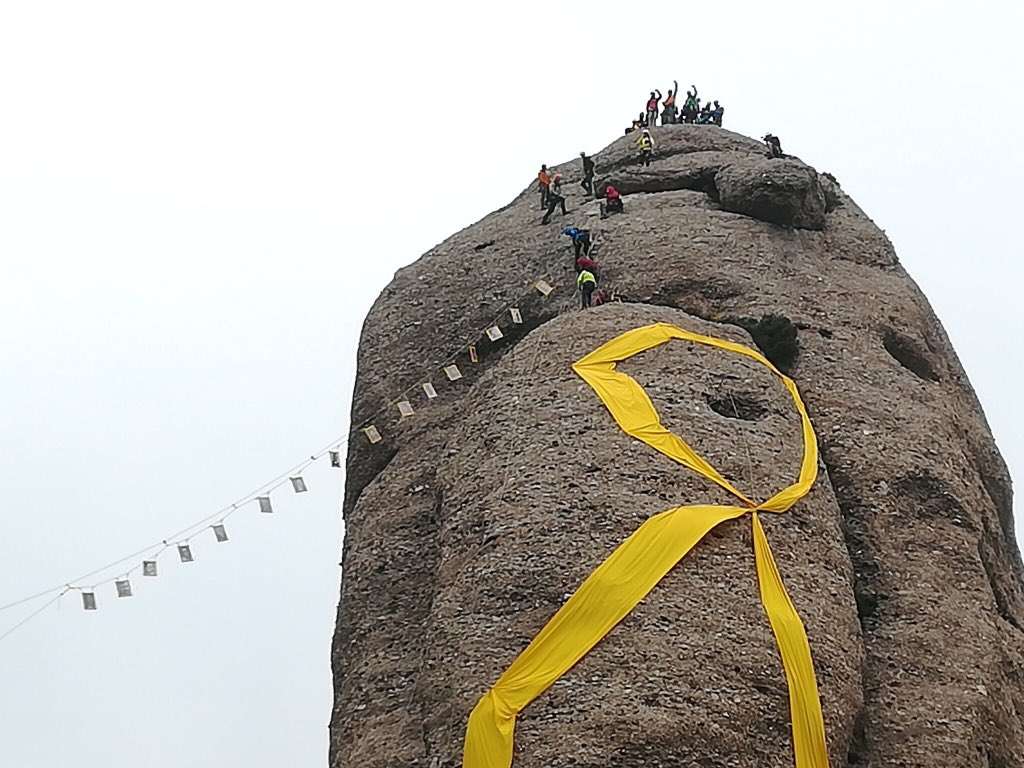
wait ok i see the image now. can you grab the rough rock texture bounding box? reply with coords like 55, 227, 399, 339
331, 125, 1024, 768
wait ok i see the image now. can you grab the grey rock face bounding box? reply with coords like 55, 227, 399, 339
715, 158, 827, 229
331, 124, 1023, 768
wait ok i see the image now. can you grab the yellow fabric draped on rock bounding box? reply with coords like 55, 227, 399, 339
462, 322, 828, 768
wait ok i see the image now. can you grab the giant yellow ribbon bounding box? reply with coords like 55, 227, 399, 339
462, 322, 828, 768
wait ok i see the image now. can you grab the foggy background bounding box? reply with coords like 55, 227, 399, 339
0, 1, 1020, 765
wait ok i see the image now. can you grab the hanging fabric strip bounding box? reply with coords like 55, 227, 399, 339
462, 322, 827, 768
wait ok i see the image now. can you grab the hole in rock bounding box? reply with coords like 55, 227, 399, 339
706, 392, 768, 421
883, 331, 940, 382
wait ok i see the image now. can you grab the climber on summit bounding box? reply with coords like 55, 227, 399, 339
763, 134, 784, 159
711, 100, 724, 126
577, 268, 598, 309
662, 80, 679, 124
580, 152, 595, 195
636, 129, 655, 167
697, 102, 714, 124
541, 173, 568, 224
645, 90, 662, 128
682, 85, 699, 123
538, 165, 551, 209
562, 226, 592, 259
600, 185, 623, 218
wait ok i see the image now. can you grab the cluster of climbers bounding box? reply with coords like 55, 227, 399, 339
630, 81, 724, 132
536, 156, 624, 310
533, 86, 788, 310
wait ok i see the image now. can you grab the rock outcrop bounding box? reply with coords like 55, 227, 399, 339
331, 125, 1024, 768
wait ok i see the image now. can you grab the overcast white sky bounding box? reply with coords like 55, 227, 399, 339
0, 2, 1020, 766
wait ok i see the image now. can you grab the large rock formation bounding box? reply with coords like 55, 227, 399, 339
330, 125, 1024, 768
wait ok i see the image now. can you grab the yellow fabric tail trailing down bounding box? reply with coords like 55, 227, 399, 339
462, 322, 828, 768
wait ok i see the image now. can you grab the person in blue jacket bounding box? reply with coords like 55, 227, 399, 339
562, 226, 592, 259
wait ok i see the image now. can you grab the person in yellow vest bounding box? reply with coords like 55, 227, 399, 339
577, 268, 597, 309
635, 129, 654, 167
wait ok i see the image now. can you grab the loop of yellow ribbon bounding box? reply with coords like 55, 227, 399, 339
462, 322, 828, 768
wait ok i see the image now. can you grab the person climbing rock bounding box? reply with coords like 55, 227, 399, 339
541, 173, 567, 224
562, 226, 593, 259
538, 165, 551, 209
711, 100, 724, 126
763, 134, 784, 159
600, 184, 623, 218
682, 85, 699, 123
577, 268, 597, 309
580, 152, 595, 195
662, 80, 679, 124
645, 90, 662, 128
635, 129, 654, 167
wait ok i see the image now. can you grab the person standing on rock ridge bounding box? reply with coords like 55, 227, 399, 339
577, 268, 597, 309
662, 80, 679, 124
645, 90, 662, 127
682, 85, 699, 123
711, 100, 724, 126
580, 152, 595, 195
635, 129, 655, 167
541, 173, 567, 224
763, 134, 784, 159
562, 226, 592, 259
538, 165, 551, 209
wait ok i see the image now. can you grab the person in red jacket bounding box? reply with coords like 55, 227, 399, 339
575, 254, 599, 277
601, 185, 624, 218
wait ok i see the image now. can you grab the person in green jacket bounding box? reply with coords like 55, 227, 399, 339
577, 269, 598, 309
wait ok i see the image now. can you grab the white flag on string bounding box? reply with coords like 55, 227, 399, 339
510, 308, 523, 324
329, 450, 341, 467
444, 364, 462, 381
212, 524, 229, 542
82, 592, 97, 611
142, 560, 158, 577
486, 326, 504, 342
115, 579, 132, 598
290, 476, 308, 493
397, 400, 414, 418
363, 425, 383, 444
422, 383, 437, 399
258, 496, 273, 514
177, 544, 194, 563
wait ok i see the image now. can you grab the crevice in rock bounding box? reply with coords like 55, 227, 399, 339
883, 330, 940, 382
595, 167, 720, 201
979, 516, 1024, 633
343, 443, 399, 518
414, 484, 445, 765
817, 448, 877, 768
472, 240, 495, 251
706, 391, 768, 421
973, 449, 1019, 562
845, 708, 869, 767
821, 457, 884, 633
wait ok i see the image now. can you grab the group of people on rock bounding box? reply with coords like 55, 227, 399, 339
628, 81, 724, 132
531, 81, 786, 309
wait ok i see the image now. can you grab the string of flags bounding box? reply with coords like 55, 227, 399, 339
357, 276, 557, 446
0, 272, 562, 642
